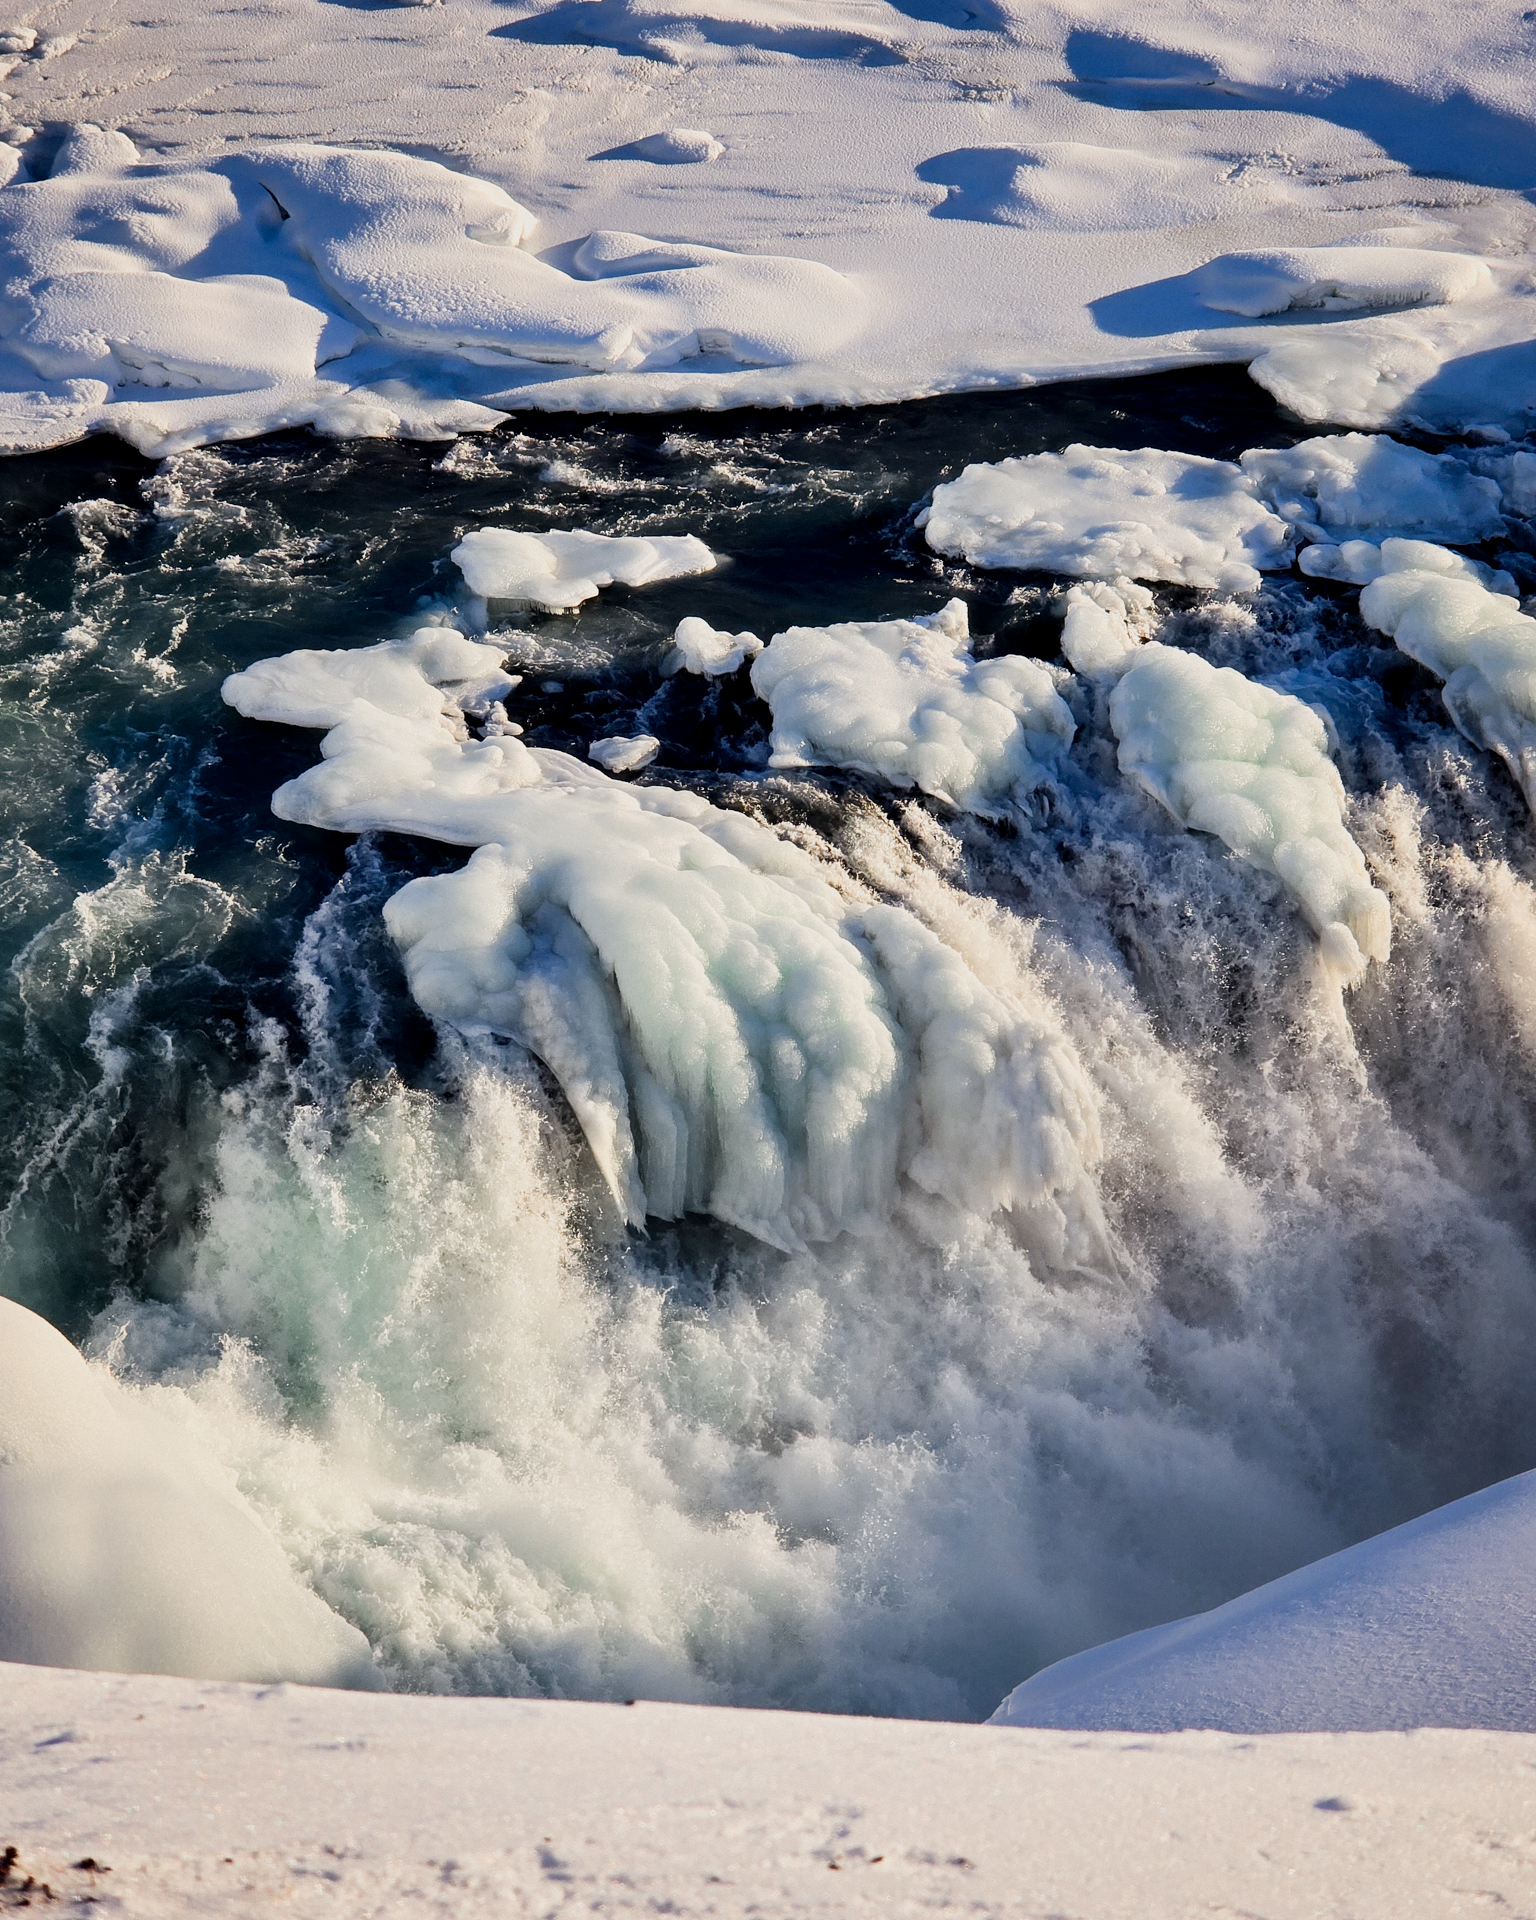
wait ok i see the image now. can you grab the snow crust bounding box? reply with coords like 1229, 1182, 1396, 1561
0, 1299, 374, 1687
991, 1467, 1536, 1732
224, 624, 1103, 1255
1358, 539, 1536, 812
1195, 247, 1493, 318
1109, 644, 1391, 981
919, 446, 1292, 593
748, 597, 1075, 814
451, 525, 717, 610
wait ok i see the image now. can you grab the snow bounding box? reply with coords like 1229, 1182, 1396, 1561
748, 597, 1075, 815
919, 446, 1293, 593
588, 731, 660, 772
6, 1664, 1536, 1920
992, 1467, 1536, 1733
1240, 432, 1506, 544
0, 0, 1529, 446
224, 619, 1103, 1255
1194, 246, 1493, 318
1109, 643, 1391, 981
666, 614, 763, 676
1358, 539, 1536, 813
0, 1300, 374, 1688
451, 525, 717, 610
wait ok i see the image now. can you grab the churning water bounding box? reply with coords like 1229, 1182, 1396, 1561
5, 369, 1536, 1718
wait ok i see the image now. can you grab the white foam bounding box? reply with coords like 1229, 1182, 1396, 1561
748, 597, 1075, 815
919, 447, 1292, 593
991, 1467, 1536, 1732
1196, 248, 1493, 318
1359, 539, 1536, 813
224, 624, 1102, 1253
1109, 642, 1391, 981
0, 1298, 374, 1686
667, 615, 763, 676
452, 526, 717, 610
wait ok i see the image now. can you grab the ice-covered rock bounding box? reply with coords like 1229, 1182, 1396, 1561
1109, 643, 1391, 981
451, 526, 717, 610
1196, 248, 1492, 318
919, 446, 1292, 592
0, 1298, 374, 1686
630, 129, 725, 163
225, 621, 1103, 1254
666, 614, 763, 676
1240, 433, 1504, 545
1058, 578, 1154, 678
991, 1466, 1536, 1733
1358, 539, 1536, 814
749, 597, 1075, 815
588, 732, 660, 772
1300, 538, 1517, 593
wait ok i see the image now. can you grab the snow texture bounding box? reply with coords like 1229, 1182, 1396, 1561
919, 447, 1292, 593
1359, 539, 1536, 813
224, 623, 1102, 1255
0, 1299, 374, 1687
991, 1467, 1536, 1732
748, 597, 1075, 815
1109, 643, 1391, 981
666, 614, 763, 676
1195, 247, 1493, 318
451, 526, 717, 609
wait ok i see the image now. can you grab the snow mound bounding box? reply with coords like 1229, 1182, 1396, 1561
991, 1467, 1536, 1733
1109, 643, 1391, 982
919, 143, 1279, 232
451, 526, 717, 610
919, 446, 1291, 592
588, 732, 660, 772
1359, 539, 1536, 814
666, 615, 763, 676
1240, 433, 1504, 545
749, 597, 1075, 815
224, 621, 1103, 1255
630, 129, 725, 163
0, 1298, 374, 1687
1196, 248, 1493, 318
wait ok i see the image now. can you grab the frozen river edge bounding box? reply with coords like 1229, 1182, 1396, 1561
5, 1657, 1535, 1917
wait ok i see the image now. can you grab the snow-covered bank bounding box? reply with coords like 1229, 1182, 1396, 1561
0, 0, 1531, 448
4, 1660, 1535, 1918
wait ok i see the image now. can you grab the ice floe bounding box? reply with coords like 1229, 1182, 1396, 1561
919, 446, 1293, 592
749, 597, 1075, 815
225, 619, 1102, 1254
1195, 248, 1493, 318
1358, 539, 1536, 813
0, 1297, 374, 1686
451, 526, 717, 610
1240, 433, 1505, 545
666, 615, 764, 677
1108, 643, 1391, 981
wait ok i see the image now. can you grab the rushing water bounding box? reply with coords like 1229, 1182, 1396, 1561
4, 369, 1536, 1718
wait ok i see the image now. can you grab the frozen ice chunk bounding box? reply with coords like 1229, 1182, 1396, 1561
919, 446, 1291, 592
1359, 539, 1536, 813
630, 129, 725, 163
1301, 538, 1516, 593
1196, 248, 1493, 318
667, 615, 763, 676
1058, 578, 1155, 678
749, 597, 1075, 816
0, 1298, 374, 1686
452, 526, 717, 610
225, 625, 1102, 1253
589, 732, 660, 773
1241, 433, 1504, 545
224, 626, 516, 730
1109, 643, 1391, 982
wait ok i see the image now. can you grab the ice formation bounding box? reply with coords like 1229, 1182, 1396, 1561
1195, 248, 1493, 318
918, 447, 1292, 592
1239, 433, 1505, 544
1109, 643, 1391, 980
748, 598, 1075, 815
0, 1298, 374, 1686
588, 732, 660, 772
224, 624, 1102, 1254
1358, 539, 1536, 813
666, 615, 764, 677
991, 1466, 1536, 1732
1057, 579, 1155, 678
451, 526, 717, 610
